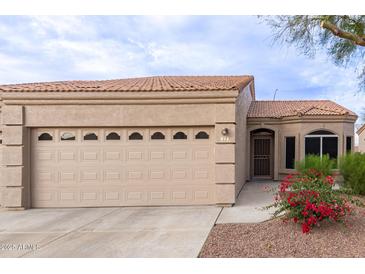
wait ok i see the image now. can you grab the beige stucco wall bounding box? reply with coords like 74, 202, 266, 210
358, 128, 365, 153
0, 86, 253, 209
234, 85, 253, 196
0, 97, 3, 207
247, 116, 357, 181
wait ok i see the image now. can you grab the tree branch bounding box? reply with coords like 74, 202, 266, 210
320, 20, 365, 46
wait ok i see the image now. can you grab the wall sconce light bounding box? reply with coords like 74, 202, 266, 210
221, 128, 229, 136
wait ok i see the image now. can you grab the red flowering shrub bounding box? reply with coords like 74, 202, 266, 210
270, 169, 352, 234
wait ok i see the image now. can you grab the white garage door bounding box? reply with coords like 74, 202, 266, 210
31, 127, 215, 207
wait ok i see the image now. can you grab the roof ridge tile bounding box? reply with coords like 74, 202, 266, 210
0, 75, 253, 92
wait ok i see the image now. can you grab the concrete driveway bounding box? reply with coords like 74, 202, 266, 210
0, 206, 221, 258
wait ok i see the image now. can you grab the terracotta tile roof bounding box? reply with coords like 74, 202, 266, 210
248, 100, 357, 118
0, 75, 253, 92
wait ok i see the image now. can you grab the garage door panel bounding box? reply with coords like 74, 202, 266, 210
149, 168, 169, 180
149, 149, 169, 161
59, 150, 78, 162
193, 148, 211, 160
34, 191, 54, 203
171, 168, 189, 180
172, 150, 190, 160
59, 169, 78, 185
103, 149, 123, 162
80, 169, 100, 183
36, 150, 55, 161
127, 151, 145, 161
37, 169, 55, 184
31, 127, 215, 207
80, 149, 101, 162
60, 191, 79, 203
104, 190, 122, 202
103, 169, 124, 183
193, 168, 210, 180
126, 168, 146, 182
126, 191, 146, 202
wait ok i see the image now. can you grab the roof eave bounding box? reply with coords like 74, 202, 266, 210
248, 114, 358, 122
357, 124, 365, 135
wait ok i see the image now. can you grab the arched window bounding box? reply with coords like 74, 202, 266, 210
38, 133, 53, 141
106, 132, 121, 140
307, 130, 335, 135
83, 133, 98, 140
151, 132, 165, 140
173, 132, 187, 140
61, 132, 76, 141
129, 132, 143, 140
195, 131, 209, 139
305, 130, 338, 160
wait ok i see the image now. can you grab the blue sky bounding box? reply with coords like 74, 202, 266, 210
0, 16, 363, 121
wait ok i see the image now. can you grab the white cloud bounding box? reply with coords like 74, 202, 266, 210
0, 15, 362, 123
28, 16, 96, 38
42, 39, 149, 77
144, 41, 230, 73
0, 53, 49, 83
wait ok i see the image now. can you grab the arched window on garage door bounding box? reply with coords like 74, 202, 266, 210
38, 133, 53, 141
173, 131, 187, 140
305, 130, 338, 160
195, 131, 209, 139
106, 132, 121, 140
129, 132, 143, 140
151, 132, 165, 140
61, 132, 76, 141
84, 133, 98, 140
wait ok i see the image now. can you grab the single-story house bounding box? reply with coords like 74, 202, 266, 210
356, 124, 365, 153
0, 76, 357, 209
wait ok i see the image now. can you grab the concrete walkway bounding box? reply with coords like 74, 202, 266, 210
0, 206, 221, 258
217, 181, 279, 223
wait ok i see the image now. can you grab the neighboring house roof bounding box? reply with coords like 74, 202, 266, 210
0, 75, 253, 92
357, 124, 365, 135
248, 100, 357, 118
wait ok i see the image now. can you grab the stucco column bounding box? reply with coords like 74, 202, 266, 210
1, 105, 25, 209
274, 129, 279, 181
215, 104, 236, 206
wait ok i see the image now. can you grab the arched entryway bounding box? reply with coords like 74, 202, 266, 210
250, 128, 275, 180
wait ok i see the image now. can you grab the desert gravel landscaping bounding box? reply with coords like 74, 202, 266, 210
199, 203, 365, 258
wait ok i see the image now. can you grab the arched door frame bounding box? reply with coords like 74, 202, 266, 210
247, 125, 279, 181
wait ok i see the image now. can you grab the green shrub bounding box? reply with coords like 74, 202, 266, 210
296, 154, 335, 177
339, 153, 365, 195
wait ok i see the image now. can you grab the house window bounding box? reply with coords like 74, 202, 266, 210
195, 131, 209, 139
151, 132, 165, 140
346, 136, 352, 153
305, 137, 321, 156
83, 133, 98, 140
129, 132, 143, 140
38, 133, 53, 141
61, 132, 76, 141
285, 137, 295, 169
173, 132, 187, 140
305, 130, 338, 160
106, 132, 120, 140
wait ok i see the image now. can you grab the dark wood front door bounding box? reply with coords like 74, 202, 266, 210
252, 137, 273, 178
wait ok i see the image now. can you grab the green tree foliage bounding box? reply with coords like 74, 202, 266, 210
295, 154, 335, 177
339, 153, 365, 195
262, 16, 365, 90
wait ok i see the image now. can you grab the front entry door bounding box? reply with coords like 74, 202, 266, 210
252, 136, 273, 179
